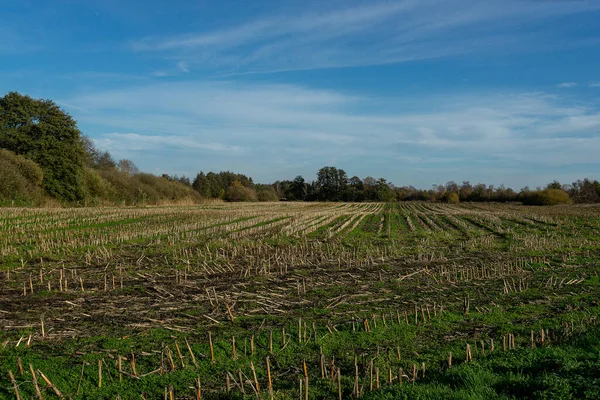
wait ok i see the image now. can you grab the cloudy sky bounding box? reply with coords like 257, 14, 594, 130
2, 0, 600, 188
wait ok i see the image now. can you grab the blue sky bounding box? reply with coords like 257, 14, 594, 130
2, 0, 600, 189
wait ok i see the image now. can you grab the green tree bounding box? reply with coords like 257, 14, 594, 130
0, 92, 86, 201
547, 180, 562, 190
288, 175, 307, 201
192, 172, 212, 198
375, 178, 395, 202
347, 176, 365, 202
316, 166, 347, 201
459, 181, 473, 201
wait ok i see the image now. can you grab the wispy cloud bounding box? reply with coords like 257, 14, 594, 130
94, 133, 242, 154
590, 82, 600, 88
177, 61, 190, 73
63, 80, 600, 185
131, 0, 600, 73
558, 82, 577, 88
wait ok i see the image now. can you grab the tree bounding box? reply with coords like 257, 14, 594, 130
80, 134, 115, 170
0, 92, 86, 201
375, 178, 395, 202
459, 181, 473, 202
363, 176, 378, 201
347, 176, 365, 202
316, 166, 348, 201
205, 172, 224, 198
547, 180, 562, 190
117, 159, 140, 176
470, 183, 488, 202
569, 179, 600, 203
192, 172, 211, 198
95, 151, 116, 170
445, 181, 459, 194
288, 175, 307, 201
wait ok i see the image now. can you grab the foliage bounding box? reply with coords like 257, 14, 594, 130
569, 178, 600, 204
193, 171, 253, 199
2, 92, 599, 206
225, 181, 258, 202
82, 167, 116, 203
255, 184, 279, 201
0, 92, 86, 201
446, 192, 460, 204
519, 188, 571, 206
97, 170, 201, 205
0, 149, 44, 205
315, 166, 348, 201
80, 134, 116, 170
288, 175, 307, 200
117, 159, 140, 176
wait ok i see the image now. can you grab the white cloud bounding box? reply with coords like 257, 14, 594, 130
130, 0, 600, 73
94, 133, 243, 154
63, 81, 600, 186
590, 82, 600, 88
177, 61, 190, 73
558, 82, 577, 88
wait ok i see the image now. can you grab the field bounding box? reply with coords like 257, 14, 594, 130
1, 202, 600, 399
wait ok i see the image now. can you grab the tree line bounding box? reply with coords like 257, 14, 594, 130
181, 166, 597, 206
1, 92, 200, 206
1, 92, 599, 206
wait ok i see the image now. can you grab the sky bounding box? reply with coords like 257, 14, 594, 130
1, 0, 600, 189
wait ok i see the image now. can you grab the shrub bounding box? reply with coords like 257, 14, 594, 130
445, 192, 460, 204
225, 181, 258, 202
519, 189, 571, 206
96, 169, 201, 205
256, 185, 279, 201
539, 189, 571, 205
83, 168, 116, 202
0, 149, 45, 205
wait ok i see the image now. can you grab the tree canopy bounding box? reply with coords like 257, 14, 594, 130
0, 92, 86, 201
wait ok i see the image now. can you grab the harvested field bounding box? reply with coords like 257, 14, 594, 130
1, 202, 600, 399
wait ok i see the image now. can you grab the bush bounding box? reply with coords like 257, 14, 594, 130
520, 189, 571, 206
445, 192, 460, 204
0, 149, 45, 205
540, 189, 571, 205
256, 185, 279, 201
83, 168, 116, 204
96, 169, 201, 205
225, 182, 257, 202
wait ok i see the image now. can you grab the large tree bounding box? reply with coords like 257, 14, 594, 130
316, 166, 348, 201
0, 92, 86, 201
288, 175, 307, 201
